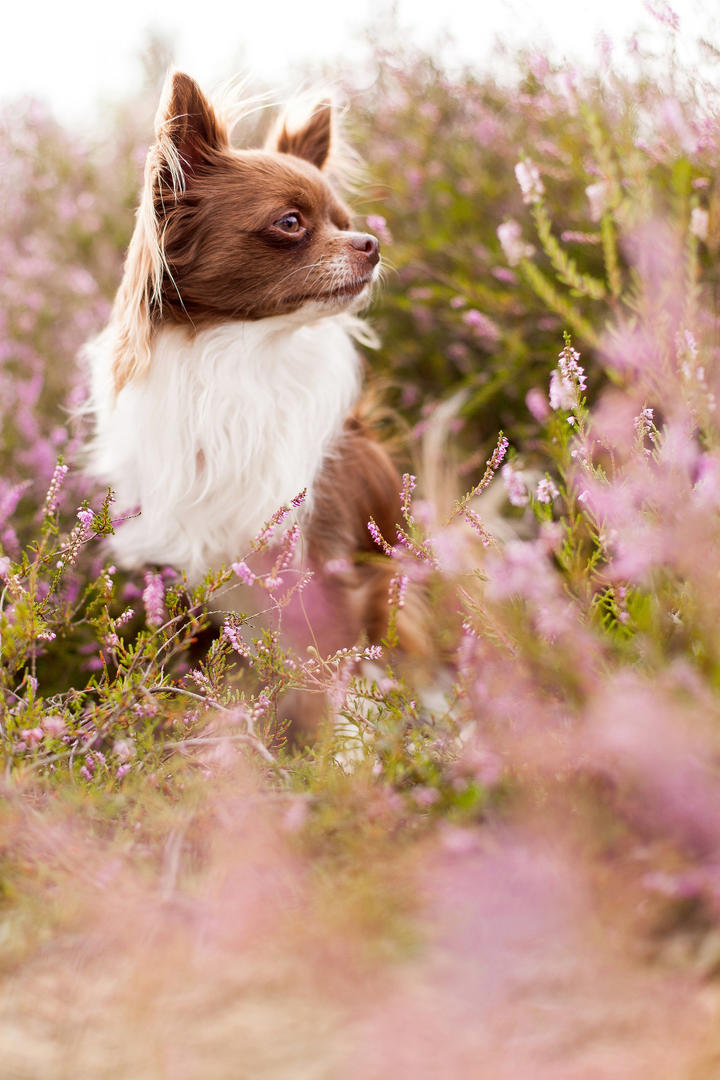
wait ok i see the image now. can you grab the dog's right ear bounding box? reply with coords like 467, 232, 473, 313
110, 71, 229, 392
153, 70, 229, 192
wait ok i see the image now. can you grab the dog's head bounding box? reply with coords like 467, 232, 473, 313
111, 71, 380, 389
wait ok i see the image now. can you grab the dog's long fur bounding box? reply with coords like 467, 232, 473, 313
83, 70, 417, 650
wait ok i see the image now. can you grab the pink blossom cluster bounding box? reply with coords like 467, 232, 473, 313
549, 344, 587, 411
497, 220, 535, 266
514, 160, 545, 205
142, 571, 166, 628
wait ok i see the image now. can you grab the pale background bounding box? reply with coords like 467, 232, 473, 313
2, 0, 717, 126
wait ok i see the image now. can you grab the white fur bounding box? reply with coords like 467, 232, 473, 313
83, 310, 362, 581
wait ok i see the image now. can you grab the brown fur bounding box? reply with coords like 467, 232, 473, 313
306, 415, 429, 656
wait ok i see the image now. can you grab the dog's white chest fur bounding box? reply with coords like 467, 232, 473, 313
84, 314, 361, 580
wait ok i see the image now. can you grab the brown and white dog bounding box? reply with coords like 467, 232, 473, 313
84, 70, 415, 650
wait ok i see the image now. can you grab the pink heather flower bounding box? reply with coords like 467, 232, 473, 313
0, 481, 29, 530
488, 434, 510, 474
388, 573, 409, 609
585, 181, 610, 222
142, 571, 165, 628
189, 669, 215, 695
325, 557, 352, 575
463, 508, 494, 547
115, 606, 134, 627
549, 344, 586, 411
267, 522, 300, 585
514, 160, 544, 205
364, 645, 383, 661
497, 220, 535, 266
0, 555, 10, 582
116, 764, 131, 780
561, 230, 601, 245
536, 477, 559, 504
44, 460, 68, 516
462, 308, 500, 341
368, 517, 395, 556
251, 493, 303, 550
400, 473, 416, 525
643, 0, 679, 30
113, 738, 135, 762
76, 506, 94, 533
222, 616, 250, 657
690, 207, 708, 242
43, 716, 65, 736
231, 560, 256, 586
21, 726, 44, 745
56, 513, 93, 571
526, 387, 550, 423
492, 266, 518, 284
634, 407, 656, 447
502, 463, 529, 507
366, 214, 392, 244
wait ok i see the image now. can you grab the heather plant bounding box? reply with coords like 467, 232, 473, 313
5, 16, 720, 1078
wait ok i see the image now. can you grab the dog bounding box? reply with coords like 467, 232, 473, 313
83, 70, 421, 653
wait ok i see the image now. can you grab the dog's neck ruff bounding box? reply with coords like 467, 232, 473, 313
85, 313, 362, 581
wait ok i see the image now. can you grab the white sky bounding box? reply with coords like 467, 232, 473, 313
2, 0, 718, 126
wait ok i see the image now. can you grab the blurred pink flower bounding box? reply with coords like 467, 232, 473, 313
497, 220, 534, 265
514, 160, 544, 205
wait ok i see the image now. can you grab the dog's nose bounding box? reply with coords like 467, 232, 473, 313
349, 232, 380, 266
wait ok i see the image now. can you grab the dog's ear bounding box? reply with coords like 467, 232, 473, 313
269, 100, 333, 170
154, 70, 228, 186
109, 71, 230, 391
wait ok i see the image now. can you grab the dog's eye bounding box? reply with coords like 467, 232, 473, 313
274, 213, 303, 234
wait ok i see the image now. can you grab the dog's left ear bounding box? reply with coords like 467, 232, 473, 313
269, 101, 333, 170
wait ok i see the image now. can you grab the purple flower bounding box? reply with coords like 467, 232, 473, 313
502, 463, 529, 507
388, 573, 409, 609
44, 460, 68, 516
368, 518, 395, 556
365, 214, 392, 244
462, 308, 500, 342
536, 477, 559, 504
222, 617, 250, 657
400, 473, 416, 525
514, 160, 544, 205
142, 571, 165, 628
231, 560, 256, 586
76, 506, 94, 533
549, 344, 586, 411
497, 220, 534, 266
526, 387, 550, 423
